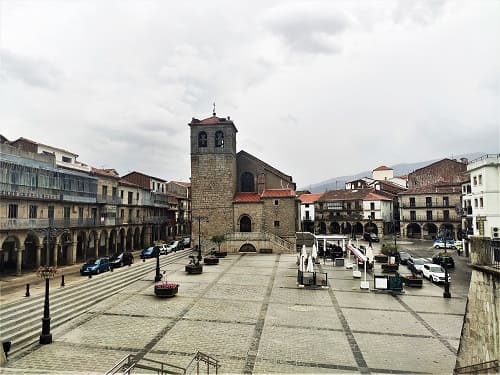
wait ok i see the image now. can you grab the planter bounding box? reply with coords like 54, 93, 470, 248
381, 263, 399, 272
374, 254, 388, 263
402, 274, 423, 287
204, 256, 219, 265
185, 263, 203, 274
154, 284, 179, 297
213, 251, 227, 258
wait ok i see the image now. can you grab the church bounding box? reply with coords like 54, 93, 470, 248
189, 112, 299, 253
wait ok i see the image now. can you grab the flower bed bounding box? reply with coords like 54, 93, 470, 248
204, 256, 219, 265
213, 251, 227, 258
402, 274, 423, 287
185, 263, 203, 274
154, 282, 179, 297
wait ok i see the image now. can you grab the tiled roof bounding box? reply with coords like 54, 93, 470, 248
234, 192, 261, 203
319, 188, 390, 202
170, 181, 191, 187
373, 165, 393, 171
400, 183, 463, 195
261, 189, 295, 198
91, 167, 120, 178
299, 193, 323, 204
190, 115, 235, 125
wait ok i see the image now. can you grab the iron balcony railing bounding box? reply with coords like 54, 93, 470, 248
96, 194, 122, 205
401, 214, 461, 222
0, 216, 159, 230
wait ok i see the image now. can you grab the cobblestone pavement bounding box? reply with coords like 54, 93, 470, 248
1, 251, 466, 374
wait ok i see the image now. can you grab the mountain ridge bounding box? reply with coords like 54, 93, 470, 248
301, 152, 485, 193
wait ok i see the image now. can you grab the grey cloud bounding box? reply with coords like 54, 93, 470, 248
392, 0, 447, 26
0, 48, 63, 89
262, 2, 349, 54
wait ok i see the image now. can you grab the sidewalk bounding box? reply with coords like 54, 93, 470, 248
1, 251, 465, 374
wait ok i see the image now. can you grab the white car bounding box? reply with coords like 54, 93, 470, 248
158, 244, 169, 255
422, 263, 451, 283
407, 257, 427, 274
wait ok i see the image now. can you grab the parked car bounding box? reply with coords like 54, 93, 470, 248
398, 251, 412, 265
363, 232, 379, 242
140, 246, 158, 259
422, 263, 451, 283
433, 239, 456, 249
432, 253, 455, 268
167, 240, 183, 253
182, 237, 191, 247
110, 252, 134, 268
158, 244, 169, 255
407, 257, 427, 274
80, 257, 111, 275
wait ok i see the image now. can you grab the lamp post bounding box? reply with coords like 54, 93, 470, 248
154, 245, 161, 282
196, 216, 209, 262
443, 229, 451, 298
35, 223, 64, 345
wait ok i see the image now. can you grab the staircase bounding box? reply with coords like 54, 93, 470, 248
105, 351, 220, 375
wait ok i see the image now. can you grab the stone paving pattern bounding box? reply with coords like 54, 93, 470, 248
2, 253, 466, 374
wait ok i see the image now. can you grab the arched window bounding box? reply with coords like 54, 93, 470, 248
240, 215, 252, 232
241, 172, 255, 192
198, 131, 207, 147
215, 130, 224, 148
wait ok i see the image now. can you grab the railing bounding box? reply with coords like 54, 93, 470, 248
185, 351, 220, 375
454, 359, 499, 374
96, 194, 122, 205
401, 214, 461, 222
0, 217, 152, 230
104, 354, 136, 375
225, 232, 295, 252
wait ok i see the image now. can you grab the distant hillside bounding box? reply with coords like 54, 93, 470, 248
302, 152, 485, 193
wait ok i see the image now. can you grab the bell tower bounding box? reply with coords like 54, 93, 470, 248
189, 112, 238, 244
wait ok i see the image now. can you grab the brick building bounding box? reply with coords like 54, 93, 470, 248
189, 113, 298, 253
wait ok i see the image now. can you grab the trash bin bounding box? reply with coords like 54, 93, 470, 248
335, 258, 344, 267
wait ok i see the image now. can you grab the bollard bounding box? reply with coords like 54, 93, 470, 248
110, 266, 113, 272
88, 273, 92, 279
142, 258, 145, 262
25, 283, 30, 297
61, 275, 65, 287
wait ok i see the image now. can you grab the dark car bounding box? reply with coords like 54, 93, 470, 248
432, 254, 455, 268
363, 232, 379, 242
407, 257, 426, 274
80, 257, 111, 275
110, 252, 134, 268
140, 246, 158, 259
398, 251, 412, 265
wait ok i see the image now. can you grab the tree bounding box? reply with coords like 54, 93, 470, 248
211, 235, 225, 252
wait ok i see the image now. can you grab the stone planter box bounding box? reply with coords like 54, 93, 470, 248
374, 254, 388, 263
204, 256, 219, 265
213, 251, 227, 258
381, 263, 399, 272
402, 274, 423, 287
154, 284, 179, 297
185, 264, 203, 274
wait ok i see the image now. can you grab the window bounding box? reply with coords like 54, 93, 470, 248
78, 207, 84, 218
410, 211, 416, 221
480, 197, 483, 208
370, 202, 375, 210
478, 174, 482, 185
409, 197, 415, 207
473, 176, 477, 185
8, 204, 18, 218
136, 192, 139, 201
443, 196, 449, 207
198, 131, 207, 147
48, 206, 54, 219
120, 190, 124, 199
474, 199, 478, 208
426, 210, 433, 221
136, 209, 140, 218
128, 192, 133, 204
215, 130, 224, 147
305, 204, 309, 208
305, 211, 310, 220
240, 216, 251, 232
274, 221, 280, 227
102, 185, 108, 196
29, 205, 37, 219
370, 212, 375, 219
443, 210, 450, 221
120, 209, 124, 218
274, 200, 279, 206
64, 206, 70, 219
425, 197, 432, 207
128, 209, 132, 218
62, 156, 72, 163
112, 187, 117, 197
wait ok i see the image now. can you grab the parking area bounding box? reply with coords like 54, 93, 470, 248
1, 243, 468, 374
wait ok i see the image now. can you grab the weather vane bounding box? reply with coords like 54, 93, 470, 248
213, 102, 216, 116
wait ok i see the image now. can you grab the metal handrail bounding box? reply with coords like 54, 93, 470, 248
185, 351, 220, 375
454, 359, 499, 374
104, 354, 135, 375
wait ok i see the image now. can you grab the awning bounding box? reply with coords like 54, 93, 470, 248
346, 244, 367, 262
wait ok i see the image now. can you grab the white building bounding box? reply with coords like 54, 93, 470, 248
466, 154, 500, 239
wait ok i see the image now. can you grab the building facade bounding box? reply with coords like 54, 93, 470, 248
189, 113, 298, 253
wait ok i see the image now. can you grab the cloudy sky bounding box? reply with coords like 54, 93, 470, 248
1, 0, 498, 188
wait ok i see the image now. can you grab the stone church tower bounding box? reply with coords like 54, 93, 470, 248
189, 113, 238, 245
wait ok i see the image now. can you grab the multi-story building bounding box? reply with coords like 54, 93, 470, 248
0, 137, 190, 275
315, 189, 393, 237
464, 154, 500, 239
399, 158, 467, 239
166, 181, 192, 237
298, 193, 323, 233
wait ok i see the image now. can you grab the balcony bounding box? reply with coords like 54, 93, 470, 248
96, 194, 121, 205
401, 213, 460, 222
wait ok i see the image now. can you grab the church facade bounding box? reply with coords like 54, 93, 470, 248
189, 114, 298, 253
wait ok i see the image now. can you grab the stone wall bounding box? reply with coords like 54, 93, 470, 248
262, 197, 297, 239
233, 202, 264, 232
455, 237, 499, 371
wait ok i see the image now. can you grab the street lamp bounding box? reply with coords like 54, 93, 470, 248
154, 246, 161, 282
442, 229, 451, 299
35, 224, 65, 345
196, 216, 208, 262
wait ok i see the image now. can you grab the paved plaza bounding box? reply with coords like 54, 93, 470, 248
1, 252, 466, 374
